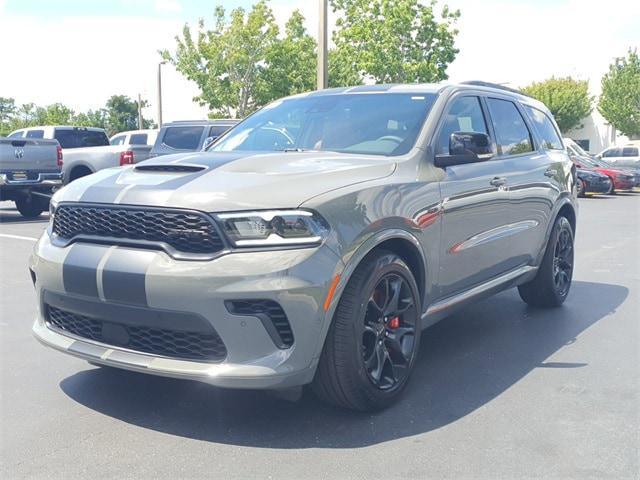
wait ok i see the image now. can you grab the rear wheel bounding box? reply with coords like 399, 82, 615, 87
518, 216, 574, 308
313, 250, 421, 411
577, 179, 586, 197
15, 196, 47, 218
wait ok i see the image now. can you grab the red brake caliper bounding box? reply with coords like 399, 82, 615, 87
388, 316, 400, 329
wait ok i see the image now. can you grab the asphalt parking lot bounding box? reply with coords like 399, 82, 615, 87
1, 194, 638, 480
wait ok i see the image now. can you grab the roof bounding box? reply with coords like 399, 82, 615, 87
14, 125, 107, 132
162, 119, 240, 126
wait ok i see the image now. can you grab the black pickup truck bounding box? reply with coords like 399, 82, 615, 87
0, 137, 63, 217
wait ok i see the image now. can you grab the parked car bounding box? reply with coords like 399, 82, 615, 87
569, 152, 636, 193
575, 168, 612, 197
32, 82, 577, 411
597, 141, 640, 170
149, 119, 239, 157
110, 129, 158, 148
0, 137, 62, 217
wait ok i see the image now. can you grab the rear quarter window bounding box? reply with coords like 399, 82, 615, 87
622, 147, 639, 157
523, 106, 563, 150
161, 126, 204, 150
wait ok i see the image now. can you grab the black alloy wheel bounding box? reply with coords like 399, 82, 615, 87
552, 227, 573, 297
362, 273, 417, 391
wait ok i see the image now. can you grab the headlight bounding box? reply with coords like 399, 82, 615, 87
215, 210, 329, 247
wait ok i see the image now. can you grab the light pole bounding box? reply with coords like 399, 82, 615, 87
157, 61, 166, 127
137, 93, 143, 130
317, 0, 328, 90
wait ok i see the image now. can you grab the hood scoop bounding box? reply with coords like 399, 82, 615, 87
135, 164, 206, 173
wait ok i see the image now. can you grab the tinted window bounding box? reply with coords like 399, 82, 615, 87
209, 125, 231, 139
603, 148, 621, 157
436, 96, 488, 155
487, 98, 533, 156
524, 106, 562, 150
26, 129, 44, 139
54, 129, 109, 149
162, 126, 204, 150
110, 135, 126, 146
8, 131, 24, 138
622, 147, 639, 157
129, 133, 148, 145
214, 93, 437, 156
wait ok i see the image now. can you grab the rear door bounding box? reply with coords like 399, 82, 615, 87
436, 94, 516, 298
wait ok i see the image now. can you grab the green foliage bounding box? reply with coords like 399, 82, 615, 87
259, 10, 317, 103
0, 95, 153, 137
162, 1, 280, 118
522, 77, 593, 133
330, 0, 460, 84
598, 49, 640, 138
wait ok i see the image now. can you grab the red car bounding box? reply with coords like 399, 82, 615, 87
570, 154, 635, 194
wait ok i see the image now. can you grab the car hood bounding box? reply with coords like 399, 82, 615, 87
56, 150, 396, 211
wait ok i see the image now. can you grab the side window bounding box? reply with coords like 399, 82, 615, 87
129, 133, 148, 145
209, 125, 231, 139
436, 96, 488, 155
110, 135, 126, 146
523, 106, 562, 150
487, 98, 533, 156
26, 129, 44, 139
8, 131, 24, 138
603, 148, 620, 158
622, 147, 639, 157
161, 126, 204, 150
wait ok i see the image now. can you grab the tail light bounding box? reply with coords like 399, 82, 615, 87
119, 150, 134, 166
56, 145, 63, 168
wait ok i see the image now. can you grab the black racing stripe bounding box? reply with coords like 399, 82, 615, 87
63, 244, 103, 298
102, 249, 156, 307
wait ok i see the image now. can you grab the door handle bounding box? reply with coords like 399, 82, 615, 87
544, 169, 557, 177
489, 176, 507, 187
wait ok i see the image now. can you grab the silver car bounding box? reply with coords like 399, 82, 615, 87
31, 82, 577, 411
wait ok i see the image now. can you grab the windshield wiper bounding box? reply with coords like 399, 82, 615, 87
281, 148, 306, 152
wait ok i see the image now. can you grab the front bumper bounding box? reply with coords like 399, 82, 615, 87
582, 176, 611, 194
611, 177, 635, 191
31, 234, 343, 389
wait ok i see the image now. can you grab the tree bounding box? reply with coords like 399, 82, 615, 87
258, 10, 317, 103
522, 77, 593, 133
74, 108, 108, 130
103, 95, 152, 135
162, 1, 279, 118
598, 49, 640, 139
330, 0, 460, 84
0, 97, 17, 135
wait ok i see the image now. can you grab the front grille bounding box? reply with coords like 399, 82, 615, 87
226, 300, 294, 348
53, 204, 225, 255
46, 305, 227, 361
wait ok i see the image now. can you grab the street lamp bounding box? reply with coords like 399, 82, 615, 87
157, 61, 167, 127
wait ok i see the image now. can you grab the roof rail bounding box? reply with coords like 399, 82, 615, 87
460, 81, 531, 98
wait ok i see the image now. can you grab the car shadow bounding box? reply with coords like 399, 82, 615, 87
60, 280, 627, 449
0, 206, 49, 224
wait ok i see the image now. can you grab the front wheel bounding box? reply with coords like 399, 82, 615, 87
313, 250, 421, 411
606, 178, 616, 195
518, 216, 574, 308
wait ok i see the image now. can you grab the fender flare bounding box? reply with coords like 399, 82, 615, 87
313, 228, 427, 361
534, 195, 577, 266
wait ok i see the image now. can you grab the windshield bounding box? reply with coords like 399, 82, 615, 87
213, 93, 437, 156
567, 139, 590, 157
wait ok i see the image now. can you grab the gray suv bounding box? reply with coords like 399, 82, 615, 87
149, 119, 239, 157
31, 82, 577, 411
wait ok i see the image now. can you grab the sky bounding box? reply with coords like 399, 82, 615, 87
0, 0, 638, 124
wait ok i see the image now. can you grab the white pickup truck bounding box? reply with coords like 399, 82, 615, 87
0, 137, 63, 217
8, 126, 157, 183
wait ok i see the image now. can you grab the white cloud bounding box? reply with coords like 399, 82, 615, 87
154, 0, 182, 14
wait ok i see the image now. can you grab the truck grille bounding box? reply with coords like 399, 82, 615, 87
46, 305, 227, 362
52, 204, 225, 256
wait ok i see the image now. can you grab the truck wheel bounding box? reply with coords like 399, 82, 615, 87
15, 196, 47, 218
518, 216, 574, 308
313, 250, 421, 411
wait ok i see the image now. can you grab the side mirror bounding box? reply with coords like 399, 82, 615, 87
201, 136, 216, 151
434, 132, 494, 168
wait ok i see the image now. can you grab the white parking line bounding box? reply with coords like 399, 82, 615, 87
0, 233, 38, 242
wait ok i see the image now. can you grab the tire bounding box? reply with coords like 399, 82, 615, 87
577, 179, 586, 198
606, 177, 616, 195
313, 250, 421, 411
518, 216, 574, 308
15, 196, 47, 218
